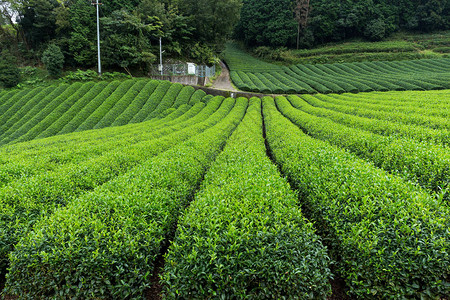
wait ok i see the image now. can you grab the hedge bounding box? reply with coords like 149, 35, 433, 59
110, 80, 160, 126
0, 103, 208, 190
129, 81, 172, 123
16, 82, 94, 143
188, 89, 206, 105
163, 97, 331, 298
277, 95, 450, 199
76, 80, 136, 132
310, 94, 450, 130
5, 97, 248, 299
94, 80, 148, 129
263, 96, 449, 298
58, 81, 120, 134
0, 97, 230, 276
288, 95, 450, 145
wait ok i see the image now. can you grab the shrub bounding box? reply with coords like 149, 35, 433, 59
364, 19, 387, 41
263, 97, 449, 298
5, 98, 247, 299
163, 98, 331, 298
0, 50, 20, 88
42, 44, 65, 78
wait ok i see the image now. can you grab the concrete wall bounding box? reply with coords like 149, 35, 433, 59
149, 75, 206, 86
192, 86, 273, 99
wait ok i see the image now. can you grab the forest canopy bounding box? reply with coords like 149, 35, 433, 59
0, 0, 448, 73
236, 0, 450, 48
0, 0, 242, 70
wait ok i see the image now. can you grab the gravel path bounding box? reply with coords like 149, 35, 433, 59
211, 61, 237, 92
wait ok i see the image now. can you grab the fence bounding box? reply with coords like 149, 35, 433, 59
150, 63, 215, 78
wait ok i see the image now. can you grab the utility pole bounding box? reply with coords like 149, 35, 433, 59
92, 0, 102, 76
159, 37, 163, 76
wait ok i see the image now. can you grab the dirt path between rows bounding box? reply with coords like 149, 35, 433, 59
210, 61, 237, 92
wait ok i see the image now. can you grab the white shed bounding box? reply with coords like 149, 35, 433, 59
187, 63, 196, 75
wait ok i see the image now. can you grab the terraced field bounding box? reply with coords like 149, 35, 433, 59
0, 82, 448, 299
225, 43, 450, 94
0, 79, 206, 146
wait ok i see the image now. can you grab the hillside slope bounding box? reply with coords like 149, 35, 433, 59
0, 87, 448, 299
0, 79, 207, 146
224, 43, 450, 94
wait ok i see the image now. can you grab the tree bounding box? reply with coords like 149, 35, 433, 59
101, 9, 160, 74
294, 0, 310, 49
42, 43, 64, 77
236, 0, 297, 47
177, 0, 242, 48
18, 0, 59, 49
0, 49, 20, 87
68, 0, 96, 66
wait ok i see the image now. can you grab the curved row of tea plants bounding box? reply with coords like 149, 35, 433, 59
276, 96, 450, 199
288, 95, 450, 145
0, 102, 207, 190
263, 96, 449, 299
163, 97, 331, 298
311, 92, 450, 119
306, 94, 450, 131
5, 98, 248, 299
0, 97, 230, 275
0, 79, 201, 146
224, 43, 450, 94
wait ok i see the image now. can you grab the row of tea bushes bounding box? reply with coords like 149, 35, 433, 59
276, 96, 450, 198
319, 92, 450, 116
5, 98, 248, 299
0, 84, 71, 142
312, 93, 450, 120
263, 97, 449, 299
128, 81, 173, 123
0, 86, 49, 128
14, 83, 96, 144
76, 80, 138, 132
0, 103, 207, 189
188, 89, 207, 105
0, 80, 213, 146
93, 80, 149, 129
288, 95, 450, 145
163, 98, 332, 298
58, 81, 122, 134
0, 88, 39, 116
307, 94, 450, 131
0, 97, 230, 275
142, 83, 184, 122
224, 43, 450, 94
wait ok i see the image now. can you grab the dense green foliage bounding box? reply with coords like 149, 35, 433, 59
0, 96, 226, 276
42, 43, 64, 77
259, 32, 450, 65
163, 98, 331, 298
5, 97, 248, 298
277, 95, 450, 200
0, 81, 448, 298
1, 0, 242, 71
0, 79, 213, 145
263, 96, 449, 298
225, 43, 450, 93
0, 49, 20, 88
235, 0, 297, 47
287, 92, 450, 145
237, 0, 450, 47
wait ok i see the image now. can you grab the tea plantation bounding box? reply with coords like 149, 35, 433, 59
0, 80, 448, 299
224, 43, 450, 94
